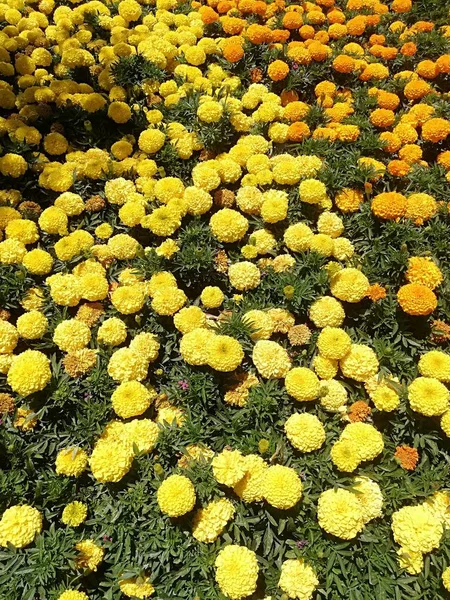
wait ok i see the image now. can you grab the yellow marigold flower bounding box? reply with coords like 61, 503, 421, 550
340, 344, 379, 382
151, 286, 187, 316
0, 320, 18, 354
111, 380, 156, 419
330, 439, 360, 472
318, 488, 365, 539
22, 248, 53, 275
111, 286, 146, 315
138, 129, 166, 154
75, 539, 104, 571
317, 327, 351, 360
319, 379, 348, 411
285, 413, 325, 452
418, 350, 450, 382
299, 179, 327, 204
119, 576, 155, 598
278, 559, 319, 600
334, 188, 363, 213
263, 465, 302, 509
174, 306, 206, 334
408, 377, 449, 416
352, 476, 383, 523
251, 339, 290, 378
53, 319, 91, 353
201, 286, 224, 309
285, 367, 320, 402
0, 504, 42, 548
212, 448, 246, 487
207, 335, 244, 372
215, 545, 259, 600
0, 238, 27, 264
233, 454, 267, 502
62, 502, 87, 527
330, 268, 369, 303
443, 566, 450, 591
192, 498, 235, 542
157, 474, 196, 517
392, 504, 443, 554
107, 347, 149, 382
210, 208, 248, 243
16, 311, 48, 340
46, 273, 82, 307
309, 296, 345, 328
397, 283, 437, 316
97, 317, 127, 346
55, 447, 89, 477
405, 257, 442, 290
57, 591, 88, 600
7, 349, 51, 396
90, 438, 134, 483
180, 328, 215, 366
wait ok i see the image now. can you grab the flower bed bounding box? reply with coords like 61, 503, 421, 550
1, 0, 450, 598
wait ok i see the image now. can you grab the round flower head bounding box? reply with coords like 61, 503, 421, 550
262, 465, 302, 510
16, 311, 48, 340
207, 335, 244, 372
111, 381, 156, 419
233, 454, 267, 503
319, 379, 348, 411
180, 328, 215, 366
392, 504, 443, 554
340, 344, 379, 382
397, 284, 437, 316
107, 348, 149, 382
56, 447, 89, 477
7, 350, 51, 396
352, 476, 383, 523
192, 498, 235, 543
89, 438, 134, 483
228, 262, 261, 291
53, 319, 91, 353
62, 502, 87, 527
443, 566, 450, 592
309, 296, 345, 328
285, 413, 325, 452
174, 306, 206, 335
212, 449, 246, 487
408, 377, 449, 416
201, 286, 224, 309
215, 545, 259, 600
75, 539, 104, 571
252, 340, 291, 378
285, 367, 320, 402
0, 320, 19, 353
0, 504, 42, 548
210, 208, 248, 243
157, 474, 196, 517
317, 327, 351, 360
318, 488, 365, 539
278, 559, 319, 600
418, 351, 450, 382
330, 268, 369, 303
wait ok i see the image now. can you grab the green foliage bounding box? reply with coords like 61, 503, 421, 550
110, 54, 168, 88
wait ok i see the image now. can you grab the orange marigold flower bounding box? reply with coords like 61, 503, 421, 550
267, 59, 289, 81
299, 24, 316, 40
422, 118, 450, 143
328, 24, 347, 40
332, 54, 355, 73
395, 446, 419, 471
222, 17, 246, 35
366, 284, 387, 302
308, 41, 329, 61
397, 283, 437, 316
271, 29, 291, 43
287, 122, 311, 142
280, 89, 299, 106
400, 42, 417, 57
217, 1, 233, 13
380, 47, 398, 61
379, 132, 402, 153
246, 24, 271, 44
436, 55, 450, 75
405, 256, 443, 290
369, 34, 385, 46
199, 6, 220, 23
411, 21, 434, 33
249, 67, 263, 82
348, 401, 372, 423
327, 9, 346, 24
314, 31, 330, 44
431, 320, 450, 343
282, 11, 303, 29
347, 15, 366, 36
437, 151, 450, 170
335, 188, 363, 213
405, 193, 437, 224
399, 144, 422, 164
388, 159, 410, 177
222, 39, 245, 62
392, 0, 412, 12
371, 192, 407, 220
416, 60, 438, 80
404, 79, 431, 101
377, 91, 400, 110
370, 108, 396, 128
